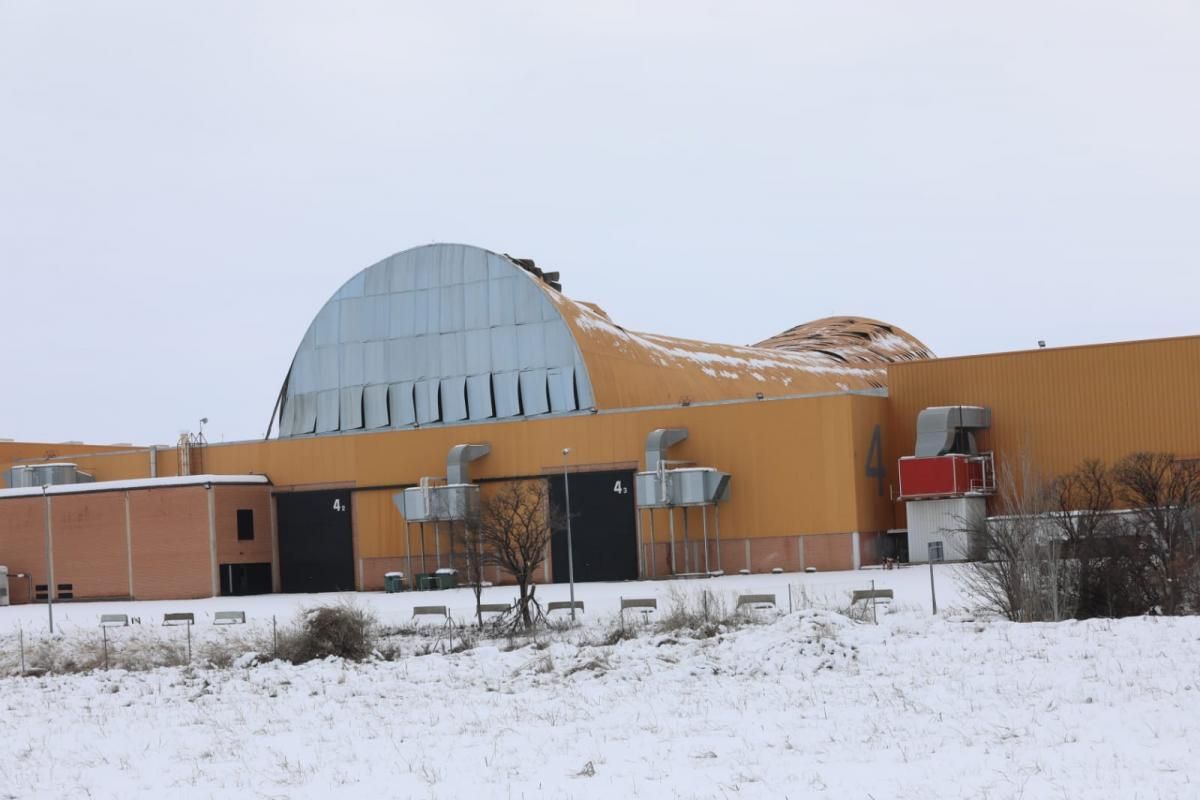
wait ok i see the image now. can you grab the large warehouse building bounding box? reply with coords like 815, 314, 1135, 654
2, 243, 1198, 602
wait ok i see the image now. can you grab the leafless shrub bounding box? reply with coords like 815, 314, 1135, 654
281, 601, 376, 663
656, 588, 742, 638
1113, 452, 1200, 614
959, 455, 1065, 621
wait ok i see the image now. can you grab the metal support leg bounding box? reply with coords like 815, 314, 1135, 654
649, 510, 657, 578
683, 507, 691, 574
668, 508, 676, 575
419, 523, 427, 578
702, 505, 710, 575
635, 508, 645, 578
715, 504, 722, 573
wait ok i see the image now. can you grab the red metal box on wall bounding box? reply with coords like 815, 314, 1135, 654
898, 455, 978, 499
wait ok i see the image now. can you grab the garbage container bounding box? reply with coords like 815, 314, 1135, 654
434, 568, 458, 590
384, 572, 405, 593
417, 574, 437, 591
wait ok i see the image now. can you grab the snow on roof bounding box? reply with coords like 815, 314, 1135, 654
0, 474, 270, 500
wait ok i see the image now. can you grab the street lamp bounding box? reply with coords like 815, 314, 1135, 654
562, 447, 576, 622
41, 485, 54, 634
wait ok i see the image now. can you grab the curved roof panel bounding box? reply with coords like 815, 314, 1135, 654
275, 244, 933, 437
278, 244, 594, 438
552, 301, 932, 408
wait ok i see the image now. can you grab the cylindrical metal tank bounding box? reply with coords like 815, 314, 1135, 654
7, 463, 84, 488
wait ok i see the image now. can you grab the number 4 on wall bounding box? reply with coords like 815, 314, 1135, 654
865, 424, 886, 497
613, 480, 628, 495
333, 498, 345, 512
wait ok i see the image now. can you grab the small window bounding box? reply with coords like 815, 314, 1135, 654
237, 509, 255, 541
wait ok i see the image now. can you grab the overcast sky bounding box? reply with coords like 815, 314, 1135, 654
2, 1, 1197, 445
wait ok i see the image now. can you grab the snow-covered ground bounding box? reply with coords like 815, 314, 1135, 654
2, 566, 1198, 798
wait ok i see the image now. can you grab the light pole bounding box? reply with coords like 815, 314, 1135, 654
42, 485, 54, 634
562, 447, 576, 622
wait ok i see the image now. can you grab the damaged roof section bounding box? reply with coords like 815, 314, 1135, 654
753, 317, 934, 365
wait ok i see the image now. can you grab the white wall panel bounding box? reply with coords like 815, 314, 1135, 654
364, 384, 390, 428
415, 378, 440, 424
389, 382, 416, 427
340, 386, 363, 430
316, 389, 340, 433
467, 374, 493, 420
519, 369, 549, 416
440, 376, 468, 422
493, 371, 520, 417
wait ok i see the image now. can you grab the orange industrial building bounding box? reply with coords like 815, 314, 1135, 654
1, 243, 1197, 603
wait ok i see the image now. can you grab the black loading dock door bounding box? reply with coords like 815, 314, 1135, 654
219, 563, 272, 596
548, 469, 638, 583
276, 489, 355, 593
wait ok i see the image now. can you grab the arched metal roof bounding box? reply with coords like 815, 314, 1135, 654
277, 244, 594, 437
274, 244, 934, 437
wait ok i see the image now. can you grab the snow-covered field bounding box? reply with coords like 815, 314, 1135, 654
1, 566, 1198, 798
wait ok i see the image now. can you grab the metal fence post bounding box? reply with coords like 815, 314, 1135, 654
871, 579, 878, 625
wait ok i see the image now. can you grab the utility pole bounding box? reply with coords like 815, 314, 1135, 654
562, 448, 576, 622
927, 542, 938, 615
42, 485, 54, 634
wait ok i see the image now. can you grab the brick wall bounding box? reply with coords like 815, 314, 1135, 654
129, 487, 211, 600
213, 485, 273, 567
50, 492, 129, 599
0, 497, 47, 603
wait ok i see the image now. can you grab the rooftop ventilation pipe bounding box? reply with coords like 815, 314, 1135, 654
914, 405, 991, 457
447, 443, 491, 485
644, 428, 688, 475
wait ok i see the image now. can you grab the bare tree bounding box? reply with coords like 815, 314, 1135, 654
450, 516, 487, 627
1112, 452, 1200, 614
959, 455, 1062, 621
474, 480, 559, 629
1051, 460, 1114, 618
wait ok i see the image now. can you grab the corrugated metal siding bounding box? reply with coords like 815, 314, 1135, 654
887, 336, 1200, 526
905, 497, 984, 562
279, 244, 598, 436
55, 393, 879, 560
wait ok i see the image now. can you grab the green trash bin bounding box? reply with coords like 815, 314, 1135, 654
434, 569, 458, 590
384, 572, 404, 593
417, 574, 437, 591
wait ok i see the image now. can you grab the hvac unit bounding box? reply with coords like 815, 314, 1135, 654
899, 453, 995, 499
4, 463, 94, 488
634, 467, 732, 508
394, 443, 490, 524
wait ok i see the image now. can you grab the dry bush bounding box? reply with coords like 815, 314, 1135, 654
656, 588, 742, 639
280, 602, 377, 664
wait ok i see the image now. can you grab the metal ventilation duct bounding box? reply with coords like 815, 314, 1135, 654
446, 443, 491, 485
914, 406, 991, 457
635, 428, 731, 508
395, 443, 490, 523
644, 428, 688, 474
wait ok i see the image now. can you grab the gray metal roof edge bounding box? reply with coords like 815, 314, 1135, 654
0, 474, 271, 501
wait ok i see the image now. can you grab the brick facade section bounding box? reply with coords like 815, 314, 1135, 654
129, 487, 212, 600
0, 497, 48, 604
50, 492, 129, 599
214, 486, 274, 568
